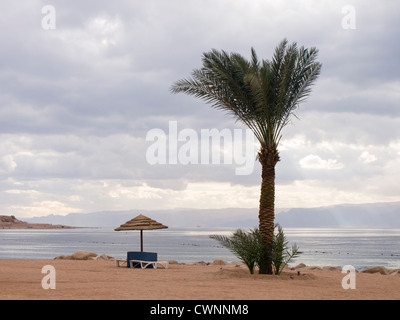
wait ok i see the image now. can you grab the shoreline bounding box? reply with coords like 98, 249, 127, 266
0, 215, 82, 230
0, 225, 84, 230
0, 258, 399, 300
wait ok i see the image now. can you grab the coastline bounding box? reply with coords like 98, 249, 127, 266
0, 215, 81, 230
0, 224, 82, 230
0, 259, 399, 300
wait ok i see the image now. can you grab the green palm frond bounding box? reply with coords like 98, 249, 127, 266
171, 39, 322, 150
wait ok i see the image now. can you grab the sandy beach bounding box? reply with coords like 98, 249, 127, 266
0, 259, 399, 300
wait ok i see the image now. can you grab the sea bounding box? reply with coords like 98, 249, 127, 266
0, 227, 399, 271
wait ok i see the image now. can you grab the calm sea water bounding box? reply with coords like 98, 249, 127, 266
0, 228, 399, 271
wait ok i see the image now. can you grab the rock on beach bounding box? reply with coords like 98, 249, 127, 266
362, 266, 400, 276
54, 251, 115, 261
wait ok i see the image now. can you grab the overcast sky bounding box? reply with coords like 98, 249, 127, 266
1, 0, 399, 218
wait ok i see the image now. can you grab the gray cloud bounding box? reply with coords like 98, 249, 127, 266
1, 0, 399, 217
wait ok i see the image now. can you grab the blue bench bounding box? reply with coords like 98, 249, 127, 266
127, 251, 157, 269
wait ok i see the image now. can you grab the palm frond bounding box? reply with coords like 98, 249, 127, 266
171, 39, 322, 150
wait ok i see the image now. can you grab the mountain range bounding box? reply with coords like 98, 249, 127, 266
24, 201, 400, 229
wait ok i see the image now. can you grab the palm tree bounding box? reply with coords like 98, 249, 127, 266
171, 39, 321, 274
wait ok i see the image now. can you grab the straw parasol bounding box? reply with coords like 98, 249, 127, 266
114, 214, 168, 252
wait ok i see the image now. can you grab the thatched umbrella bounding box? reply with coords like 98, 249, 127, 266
114, 214, 168, 252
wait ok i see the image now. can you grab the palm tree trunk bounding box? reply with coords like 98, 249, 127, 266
258, 147, 279, 274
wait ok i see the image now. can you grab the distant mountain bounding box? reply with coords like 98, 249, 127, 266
275, 202, 400, 228
24, 208, 259, 228
23, 202, 400, 229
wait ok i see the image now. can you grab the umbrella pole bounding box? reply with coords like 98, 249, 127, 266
140, 230, 143, 252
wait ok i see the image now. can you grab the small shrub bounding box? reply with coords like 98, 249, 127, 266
210, 229, 261, 274
210, 224, 300, 275
271, 224, 300, 275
